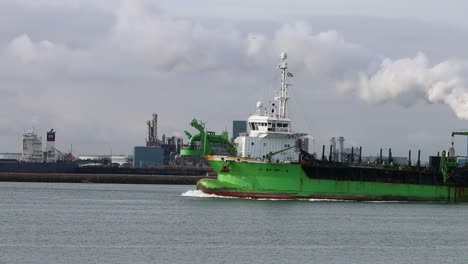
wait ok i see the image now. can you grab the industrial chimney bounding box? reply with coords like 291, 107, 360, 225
338, 136, 345, 162
46, 129, 56, 162
146, 113, 159, 147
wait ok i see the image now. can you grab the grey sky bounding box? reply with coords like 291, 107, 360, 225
2, 0, 468, 160
155, 0, 468, 27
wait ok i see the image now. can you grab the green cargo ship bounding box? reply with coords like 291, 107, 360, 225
181, 52, 468, 202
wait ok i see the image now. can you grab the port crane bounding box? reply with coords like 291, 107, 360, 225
440, 131, 468, 182
449, 131, 468, 157
451, 131, 468, 140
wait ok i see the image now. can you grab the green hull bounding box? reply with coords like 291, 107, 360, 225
198, 159, 468, 202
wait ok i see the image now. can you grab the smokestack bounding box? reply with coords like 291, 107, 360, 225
46, 129, 56, 162
331, 137, 336, 162
322, 145, 325, 161
417, 150, 421, 167
152, 113, 158, 141
408, 150, 412, 167
359, 146, 362, 163
146, 120, 152, 146
146, 113, 160, 147
338, 136, 344, 162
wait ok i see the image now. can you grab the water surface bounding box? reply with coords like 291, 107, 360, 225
0, 182, 466, 263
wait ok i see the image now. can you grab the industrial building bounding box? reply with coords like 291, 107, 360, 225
232, 120, 247, 140
133, 147, 164, 167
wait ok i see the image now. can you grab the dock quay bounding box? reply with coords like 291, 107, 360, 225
0, 172, 214, 185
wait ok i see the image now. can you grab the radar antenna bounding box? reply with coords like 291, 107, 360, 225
276, 52, 291, 119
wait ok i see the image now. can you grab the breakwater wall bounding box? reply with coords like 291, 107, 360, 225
0, 173, 212, 185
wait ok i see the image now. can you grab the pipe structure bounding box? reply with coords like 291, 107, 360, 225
322, 145, 325, 161
359, 146, 362, 163
379, 148, 383, 164
389, 148, 392, 163
146, 121, 151, 146
350, 147, 354, 162
329, 145, 333, 162
417, 150, 421, 167
408, 150, 412, 166
152, 113, 158, 141
338, 136, 344, 162
330, 137, 336, 162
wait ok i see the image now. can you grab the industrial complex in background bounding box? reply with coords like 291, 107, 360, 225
0, 112, 424, 172
0, 113, 233, 171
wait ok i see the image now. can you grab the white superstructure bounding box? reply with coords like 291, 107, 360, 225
234, 52, 305, 162
22, 129, 43, 162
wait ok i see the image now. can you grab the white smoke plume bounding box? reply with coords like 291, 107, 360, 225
355, 53, 468, 119
246, 23, 468, 120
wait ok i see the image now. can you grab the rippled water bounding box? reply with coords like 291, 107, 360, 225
1, 182, 467, 264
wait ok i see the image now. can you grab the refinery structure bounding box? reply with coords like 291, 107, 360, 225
134, 113, 187, 167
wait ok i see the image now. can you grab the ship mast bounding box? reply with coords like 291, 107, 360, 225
276, 52, 290, 119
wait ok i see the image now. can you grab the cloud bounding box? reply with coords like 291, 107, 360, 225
111, 0, 252, 72
3, 0, 468, 154
5, 34, 93, 82
7, 34, 81, 63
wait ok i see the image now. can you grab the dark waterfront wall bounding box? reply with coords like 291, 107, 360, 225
0, 162, 212, 176
0, 173, 212, 185
0, 162, 78, 173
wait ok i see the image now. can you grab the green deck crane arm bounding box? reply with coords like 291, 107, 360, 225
181, 118, 236, 156
266, 146, 296, 163
451, 131, 468, 137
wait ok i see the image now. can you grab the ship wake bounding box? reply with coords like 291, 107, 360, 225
181, 190, 238, 199
181, 190, 382, 202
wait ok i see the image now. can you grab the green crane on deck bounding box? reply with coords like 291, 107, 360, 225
451, 131, 468, 138
450, 131, 468, 159
441, 131, 468, 182
180, 118, 236, 156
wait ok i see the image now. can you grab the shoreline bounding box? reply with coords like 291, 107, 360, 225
0, 172, 212, 185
